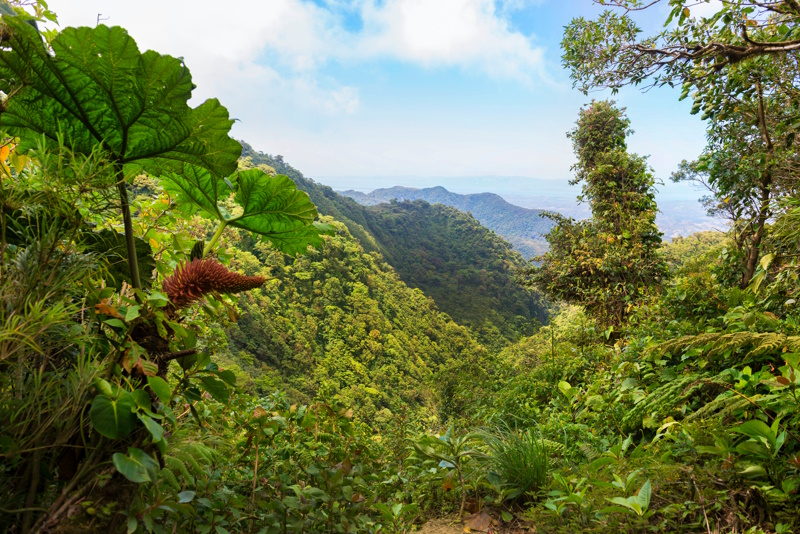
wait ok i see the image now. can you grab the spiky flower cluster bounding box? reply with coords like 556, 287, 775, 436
163, 258, 266, 309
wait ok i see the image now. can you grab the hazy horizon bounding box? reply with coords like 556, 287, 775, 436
318, 172, 712, 204
328, 175, 723, 239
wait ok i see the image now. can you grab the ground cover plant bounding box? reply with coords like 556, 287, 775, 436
2, 1, 800, 533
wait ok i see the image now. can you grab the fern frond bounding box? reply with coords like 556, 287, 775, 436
622, 373, 706, 431
165, 455, 195, 484
685, 392, 755, 422
541, 438, 565, 454
652, 332, 799, 362
579, 442, 599, 460
158, 467, 182, 491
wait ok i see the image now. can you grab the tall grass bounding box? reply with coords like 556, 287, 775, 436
481, 426, 549, 500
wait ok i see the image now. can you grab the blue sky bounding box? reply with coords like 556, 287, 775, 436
51, 1, 715, 203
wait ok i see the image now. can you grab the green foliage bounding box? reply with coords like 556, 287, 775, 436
341, 185, 553, 258
0, 17, 240, 177
239, 143, 547, 347
363, 200, 546, 346
4, 3, 800, 533
0, 15, 326, 533
411, 427, 481, 517
162, 166, 328, 255
480, 426, 549, 501
527, 101, 666, 327
224, 218, 489, 422
600, 479, 653, 520
562, 1, 800, 94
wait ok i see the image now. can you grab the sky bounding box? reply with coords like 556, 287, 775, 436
48, 0, 718, 205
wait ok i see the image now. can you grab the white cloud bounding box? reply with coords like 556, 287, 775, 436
689, 0, 724, 19
357, 0, 545, 81
47, 0, 361, 115
50, 0, 546, 84
46, 0, 547, 137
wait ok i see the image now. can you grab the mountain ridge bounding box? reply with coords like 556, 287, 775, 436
339, 185, 553, 258
239, 141, 547, 346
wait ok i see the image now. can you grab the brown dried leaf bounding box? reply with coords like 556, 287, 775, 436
341, 457, 353, 475
465, 512, 492, 532
442, 474, 455, 491
95, 301, 123, 318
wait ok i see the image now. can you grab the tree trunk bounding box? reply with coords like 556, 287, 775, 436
741, 80, 774, 288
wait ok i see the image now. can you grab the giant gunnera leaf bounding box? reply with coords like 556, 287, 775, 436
0, 16, 241, 178
162, 166, 331, 256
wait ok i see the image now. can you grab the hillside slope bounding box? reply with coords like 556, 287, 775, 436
341, 186, 553, 258
362, 200, 547, 344
222, 219, 488, 421
239, 142, 547, 345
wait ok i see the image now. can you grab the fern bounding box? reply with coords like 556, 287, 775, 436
162, 435, 221, 487
541, 438, 566, 454
652, 332, 800, 363
684, 391, 756, 422
158, 467, 182, 492
579, 442, 599, 460
164, 455, 195, 484
621, 373, 706, 431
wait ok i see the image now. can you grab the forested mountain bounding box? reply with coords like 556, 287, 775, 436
6, 4, 800, 534
220, 218, 487, 422
341, 186, 553, 257
360, 200, 546, 344
240, 142, 546, 344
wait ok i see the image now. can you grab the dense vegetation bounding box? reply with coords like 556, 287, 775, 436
356, 200, 546, 346
527, 101, 666, 329
341, 186, 552, 258
221, 217, 487, 422
241, 143, 546, 346
2, 2, 800, 534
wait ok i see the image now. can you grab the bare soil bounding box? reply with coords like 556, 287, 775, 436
417, 514, 533, 533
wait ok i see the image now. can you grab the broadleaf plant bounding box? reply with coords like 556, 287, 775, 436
0, 16, 241, 288
162, 166, 328, 256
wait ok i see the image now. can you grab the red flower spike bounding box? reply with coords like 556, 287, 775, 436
163, 258, 266, 309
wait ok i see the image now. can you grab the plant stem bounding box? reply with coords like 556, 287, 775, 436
203, 221, 227, 257
456, 461, 466, 518
250, 437, 259, 532
117, 167, 141, 289
21, 450, 41, 533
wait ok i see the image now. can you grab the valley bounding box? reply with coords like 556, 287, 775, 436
1, 3, 798, 534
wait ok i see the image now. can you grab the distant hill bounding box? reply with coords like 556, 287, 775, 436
362, 200, 547, 344
240, 142, 547, 346
340, 186, 553, 258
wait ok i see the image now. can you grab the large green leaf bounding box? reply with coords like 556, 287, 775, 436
161, 162, 230, 219
90, 392, 137, 439
735, 419, 776, 450
162, 166, 326, 255
231, 170, 327, 254
112, 447, 159, 483
0, 17, 241, 177
82, 229, 155, 289
635, 479, 651, 513
199, 376, 230, 404
147, 376, 172, 405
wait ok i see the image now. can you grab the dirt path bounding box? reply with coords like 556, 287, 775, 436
418, 518, 464, 533
417, 514, 532, 533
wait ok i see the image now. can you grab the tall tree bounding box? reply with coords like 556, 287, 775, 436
562, 2, 800, 287
527, 101, 666, 328
562, 1, 800, 94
